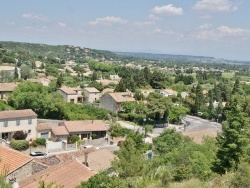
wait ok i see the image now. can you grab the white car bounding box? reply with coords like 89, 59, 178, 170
83, 145, 99, 150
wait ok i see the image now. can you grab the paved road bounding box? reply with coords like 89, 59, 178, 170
182, 115, 222, 132
117, 115, 222, 138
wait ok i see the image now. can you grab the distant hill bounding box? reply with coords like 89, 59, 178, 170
0, 41, 123, 62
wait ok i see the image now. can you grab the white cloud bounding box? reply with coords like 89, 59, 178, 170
217, 25, 249, 36
89, 16, 128, 25
22, 13, 47, 21
153, 28, 162, 33
198, 23, 212, 30
152, 4, 183, 15
194, 25, 250, 40
58, 22, 66, 27
193, 0, 238, 12
148, 14, 161, 21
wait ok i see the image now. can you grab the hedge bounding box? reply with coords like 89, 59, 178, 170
10, 140, 29, 151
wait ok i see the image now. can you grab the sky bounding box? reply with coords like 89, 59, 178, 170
0, 0, 249, 61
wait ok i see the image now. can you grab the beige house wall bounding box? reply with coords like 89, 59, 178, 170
0, 117, 37, 140
57, 90, 78, 103
83, 90, 100, 103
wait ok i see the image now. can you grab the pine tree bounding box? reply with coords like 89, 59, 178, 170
56, 73, 63, 88
212, 96, 248, 174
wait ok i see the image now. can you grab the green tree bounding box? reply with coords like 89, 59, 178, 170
20, 64, 31, 80
112, 137, 146, 178
56, 73, 63, 88
212, 96, 248, 174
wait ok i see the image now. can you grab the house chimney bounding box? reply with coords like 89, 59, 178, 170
84, 153, 89, 167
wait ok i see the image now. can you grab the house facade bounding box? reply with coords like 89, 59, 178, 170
57, 87, 83, 103
99, 92, 135, 113
0, 82, 17, 100
0, 109, 37, 141
83, 87, 100, 103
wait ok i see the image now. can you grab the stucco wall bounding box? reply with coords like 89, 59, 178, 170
99, 94, 117, 112
83, 90, 100, 103
0, 117, 37, 140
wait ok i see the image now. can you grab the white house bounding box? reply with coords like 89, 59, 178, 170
0, 109, 37, 141
83, 87, 100, 103
57, 87, 83, 104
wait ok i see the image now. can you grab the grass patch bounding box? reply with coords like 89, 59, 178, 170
222, 72, 234, 79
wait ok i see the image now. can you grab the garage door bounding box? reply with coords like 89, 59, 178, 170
41, 132, 49, 139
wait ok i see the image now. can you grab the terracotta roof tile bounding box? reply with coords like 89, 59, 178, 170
62, 120, 108, 133
84, 87, 100, 93
0, 82, 18, 92
0, 145, 33, 175
36, 123, 51, 131
0, 109, 37, 120
51, 126, 69, 136
18, 160, 94, 188
108, 92, 135, 103
58, 87, 82, 95
77, 148, 116, 172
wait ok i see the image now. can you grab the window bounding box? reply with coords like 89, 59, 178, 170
28, 118, 32, 124
3, 120, 8, 127
16, 119, 20, 126
28, 129, 31, 134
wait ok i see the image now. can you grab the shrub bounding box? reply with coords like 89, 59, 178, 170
35, 138, 46, 146
30, 140, 38, 147
12, 131, 27, 140
10, 140, 29, 150
70, 135, 80, 143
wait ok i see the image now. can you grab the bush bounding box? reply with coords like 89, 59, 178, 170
10, 140, 29, 150
70, 135, 80, 143
35, 138, 46, 146
12, 131, 27, 140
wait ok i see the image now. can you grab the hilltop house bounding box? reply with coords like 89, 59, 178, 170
99, 92, 135, 113
0, 82, 18, 100
0, 109, 37, 141
57, 87, 83, 104
160, 89, 177, 97
83, 87, 100, 103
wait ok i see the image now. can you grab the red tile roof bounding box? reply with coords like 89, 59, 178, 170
62, 120, 108, 133
0, 109, 37, 120
108, 92, 135, 103
0, 145, 33, 175
18, 160, 94, 188
0, 83, 18, 92
36, 123, 51, 131
58, 87, 81, 95
84, 87, 100, 93
51, 126, 69, 136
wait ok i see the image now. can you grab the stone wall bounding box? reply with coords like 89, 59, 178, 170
99, 94, 116, 112
6, 161, 33, 184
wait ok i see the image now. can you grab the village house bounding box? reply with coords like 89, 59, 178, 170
160, 88, 177, 97
110, 74, 120, 80
99, 92, 135, 113
36, 123, 52, 140
0, 109, 37, 141
56, 120, 108, 141
0, 145, 34, 184
83, 87, 100, 103
57, 87, 83, 104
0, 82, 18, 100
0, 66, 20, 80
18, 159, 94, 188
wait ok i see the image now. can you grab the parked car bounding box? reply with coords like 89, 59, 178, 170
83, 145, 99, 150
30, 151, 47, 156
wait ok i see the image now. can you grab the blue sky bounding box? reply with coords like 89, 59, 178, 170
0, 0, 249, 61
